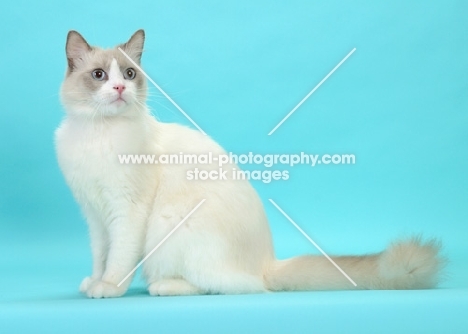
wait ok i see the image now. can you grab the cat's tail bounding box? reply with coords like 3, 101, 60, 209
263, 237, 446, 291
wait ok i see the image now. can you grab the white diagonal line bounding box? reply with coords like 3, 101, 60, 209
117, 199, 206, 287
268, 48, 356, 136
269, 199, 357, 287
118, 47, 207, 135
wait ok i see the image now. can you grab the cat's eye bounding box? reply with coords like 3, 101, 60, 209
92, 69, 107, 81
124, 68, 136, 80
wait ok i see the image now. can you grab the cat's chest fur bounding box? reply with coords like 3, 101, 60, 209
55, 115, 157, 209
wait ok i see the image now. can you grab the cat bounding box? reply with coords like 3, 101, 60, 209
55, 30, 445, 298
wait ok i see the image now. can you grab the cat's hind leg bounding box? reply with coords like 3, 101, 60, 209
148, 278, 201, 296
186, 269, 266, 295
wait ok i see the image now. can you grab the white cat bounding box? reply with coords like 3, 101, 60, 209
55, 30, 444, 298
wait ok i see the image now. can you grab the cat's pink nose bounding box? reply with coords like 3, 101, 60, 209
113, 85, 126, 95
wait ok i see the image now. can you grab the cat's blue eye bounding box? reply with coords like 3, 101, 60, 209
124, 68, 136, 80
92, 69, 107, 81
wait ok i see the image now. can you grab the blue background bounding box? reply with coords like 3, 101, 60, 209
1, 0, 467, 333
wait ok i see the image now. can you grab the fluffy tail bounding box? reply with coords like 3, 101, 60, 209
264, 237, 446, 291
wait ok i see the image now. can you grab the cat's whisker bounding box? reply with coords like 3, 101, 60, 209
146, 98, 176, 118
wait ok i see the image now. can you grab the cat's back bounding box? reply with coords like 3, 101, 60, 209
156, 122, 226, 156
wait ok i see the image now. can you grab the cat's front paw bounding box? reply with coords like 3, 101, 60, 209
79, 276, 96, 293
86, 280, 126, 298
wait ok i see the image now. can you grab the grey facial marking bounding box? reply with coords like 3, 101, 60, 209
83, 70, 103, 91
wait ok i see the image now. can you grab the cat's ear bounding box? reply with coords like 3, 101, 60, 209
121, 29, 145, 63
66, 31, 92, 71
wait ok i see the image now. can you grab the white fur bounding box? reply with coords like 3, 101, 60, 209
56, 31, 445, 298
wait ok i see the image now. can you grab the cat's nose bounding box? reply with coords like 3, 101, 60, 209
113, 85, 126, 95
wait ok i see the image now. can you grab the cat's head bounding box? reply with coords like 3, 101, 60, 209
61, 30, 147, 118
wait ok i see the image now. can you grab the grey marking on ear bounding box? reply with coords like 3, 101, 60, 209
119, 29, 145, 64
66, 30, 92, 72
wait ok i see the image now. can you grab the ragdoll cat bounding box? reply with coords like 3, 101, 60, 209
55, 30, 444, 298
